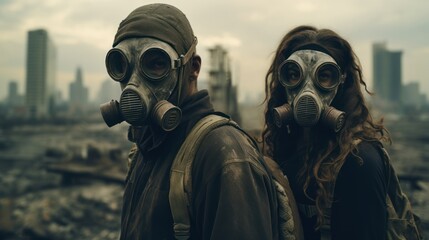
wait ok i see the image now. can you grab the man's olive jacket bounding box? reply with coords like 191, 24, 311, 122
120, 90, 279, 240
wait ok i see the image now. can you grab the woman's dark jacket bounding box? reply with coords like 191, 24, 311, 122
283, 141, 388, 240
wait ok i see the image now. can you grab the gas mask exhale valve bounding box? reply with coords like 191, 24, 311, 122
273, 50, 346, 132
99, 37, 197, 131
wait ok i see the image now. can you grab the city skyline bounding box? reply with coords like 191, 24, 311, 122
1, 0, 429, 103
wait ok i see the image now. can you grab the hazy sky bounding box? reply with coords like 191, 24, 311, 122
1, 0, 429, 103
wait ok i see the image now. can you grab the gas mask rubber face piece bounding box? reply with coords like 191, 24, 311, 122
100, 38, 191, 131
273, 50, 346, 132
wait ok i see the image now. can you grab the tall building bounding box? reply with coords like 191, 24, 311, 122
96, 79, 122, 104
25, 29, 57, 118
7, 81, 18, 105
7, 80, 25, 107
5, 81, 25, 118
69, 67, 89, 105
207, 45, 241, 124
372, 42, 402, 104
402, 82, 427, 108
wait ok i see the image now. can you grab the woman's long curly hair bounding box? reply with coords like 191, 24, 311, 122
262, 25, 390, 228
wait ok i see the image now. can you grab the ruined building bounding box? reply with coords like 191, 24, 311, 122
207, 45, 241, 124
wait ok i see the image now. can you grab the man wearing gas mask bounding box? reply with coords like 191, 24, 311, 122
100, 4, 280, 240
263, 26, 391, 239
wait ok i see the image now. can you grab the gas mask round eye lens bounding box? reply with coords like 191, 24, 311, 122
105, 49, 129, 82
279, 60, 302, 88
315, 63, 341, 90
140, 48, 172, 80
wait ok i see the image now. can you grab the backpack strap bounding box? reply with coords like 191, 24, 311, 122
264, 156, 305, 240
296, 203, 331, 240
297, 203, 318, 218
320, 209, 332, 240
169, 114, 233, 240
376, 143, 423, 240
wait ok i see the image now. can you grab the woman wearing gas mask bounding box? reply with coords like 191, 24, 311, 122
262, 26, 390, 239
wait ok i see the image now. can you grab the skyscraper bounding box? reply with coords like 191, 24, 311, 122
25, 29, 57, 118
7, 81, 18, 105
96, 79, 122, 104
402, 82, 427, 108
69, 67, 89, 105
372, 42, 402, 104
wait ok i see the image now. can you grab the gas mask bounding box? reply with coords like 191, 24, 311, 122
100, 37, 197, 131
273, 50, 346, 132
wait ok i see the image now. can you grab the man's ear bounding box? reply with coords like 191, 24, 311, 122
189, 54, 201, 82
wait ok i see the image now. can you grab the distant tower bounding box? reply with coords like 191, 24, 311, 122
372, 42, 402, 104
208, 45, 241, 123
96, 79, 122, 104
7, 81, 18, 105
25, 29, 57, 118
69, 67, 89, 105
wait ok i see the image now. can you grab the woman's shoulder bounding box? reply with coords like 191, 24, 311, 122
335, 141, 389, 199
356, 140, 385, 161
339, 141, 387, 181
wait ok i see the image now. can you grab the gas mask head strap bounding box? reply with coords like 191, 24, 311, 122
291, 43, 332, 59
174, 37, 198, 105
289, 42, 346, 82
174, 37, 198, 69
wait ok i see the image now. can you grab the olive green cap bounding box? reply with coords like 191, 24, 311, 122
113, 3, 195, 55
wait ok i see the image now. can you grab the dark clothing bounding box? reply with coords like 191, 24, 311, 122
283, 141, 388, 240
120, 90, 279, 240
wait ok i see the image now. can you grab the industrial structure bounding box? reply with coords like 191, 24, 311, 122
207, 45, 241, 124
